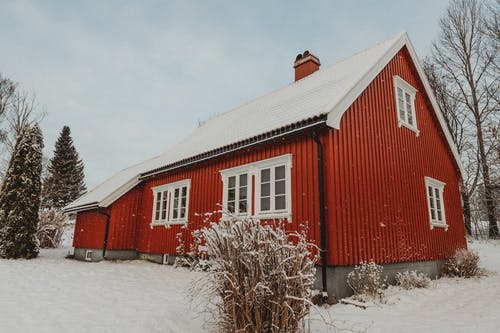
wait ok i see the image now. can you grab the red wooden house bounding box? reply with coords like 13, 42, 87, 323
65, 32, 466, 298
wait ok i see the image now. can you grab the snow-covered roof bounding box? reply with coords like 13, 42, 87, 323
64, 32, 464, 213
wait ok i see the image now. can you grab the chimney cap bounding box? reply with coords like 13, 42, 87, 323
293, 50, 320, 68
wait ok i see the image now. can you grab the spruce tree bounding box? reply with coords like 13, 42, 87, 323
0, 125, 44, 258
42, 126, 86, 208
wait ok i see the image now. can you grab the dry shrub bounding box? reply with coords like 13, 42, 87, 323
198, 217, 317, 333
395, 270, 431, 289
443, 249, 481, 278
37, 208, 68, 248
174, 230, 210, 270
347, 261, 386, 301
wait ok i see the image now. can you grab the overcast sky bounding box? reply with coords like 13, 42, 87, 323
0, 0, 449, 188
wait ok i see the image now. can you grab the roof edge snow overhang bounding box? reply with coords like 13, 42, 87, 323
139, 116, 328, 180
63, 202, 99, 214
325, 32, 465, 179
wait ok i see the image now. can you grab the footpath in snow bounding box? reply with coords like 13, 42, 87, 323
0, 241, 499, 332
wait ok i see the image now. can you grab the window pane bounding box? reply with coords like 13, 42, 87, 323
228, 176, 236, 188
174, 188, 179, 198
437, 209, 442, 222
180, 207, 186, 219
275, 195, 286, 210
431, 208, 435, 220
239, 186, 247, 200
261, 183, 270, 197
239, 200, 247, 213
156, 192, 161, 210
261, 197, 270, 211
261, 168, 270, 182
228, 188, 235, 201
275, 180, 285, 195
161, 191, 168, 220
181, 197, 187, 208
275, 165, 285, 180
182, 186, 187, 197
434, 189, 441, 208
173, 207, 178, 219
239, 174, 247, 186
397, 88, 405, 119
227, 201, 235, 213
405, 93, 413, 125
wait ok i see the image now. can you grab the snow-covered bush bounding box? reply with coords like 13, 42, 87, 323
347, 261, 386, 301
443, 249, 481, 278
395, 270, 431, 289
37, 208, 68, 248
174, 230, 209, 270
198, 216, 317, 332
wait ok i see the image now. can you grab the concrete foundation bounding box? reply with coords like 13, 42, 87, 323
74, 248, 138, 262
75, 247, 443, 300
314, 260, 445, 299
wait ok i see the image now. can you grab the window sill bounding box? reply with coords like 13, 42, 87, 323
150, 221, 188, 228
398, 121, 420, 136
254, 212, 292, 221
430, 223, 448, 231
220, 214, 252, 221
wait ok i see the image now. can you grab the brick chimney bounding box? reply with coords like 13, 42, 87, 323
293, 50, 320, 81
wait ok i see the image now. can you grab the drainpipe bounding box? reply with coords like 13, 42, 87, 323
312, 130, 328, 300
97, 208, 111, 259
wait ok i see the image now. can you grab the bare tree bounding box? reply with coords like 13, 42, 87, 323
432, 0, 499, 237
423, 60, 481, 235
0, 75, 17, 144
0, 88, 45, 180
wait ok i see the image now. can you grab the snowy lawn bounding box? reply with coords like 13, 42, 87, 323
0, 241, 499, 332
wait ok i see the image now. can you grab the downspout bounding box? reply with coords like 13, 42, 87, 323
97, 208, 111, 259
312, 130, 328, 299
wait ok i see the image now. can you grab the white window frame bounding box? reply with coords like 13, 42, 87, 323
425, 177, 448, 230
151, 179, 191, 227
393, 75, 419, 135
220, 154, 292, 220
220, 166, 252, 217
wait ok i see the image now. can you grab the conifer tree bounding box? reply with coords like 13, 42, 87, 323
42, 126, 86, 208
0, 125, 44, 258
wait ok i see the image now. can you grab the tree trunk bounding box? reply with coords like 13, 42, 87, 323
461, 189, 472, 236
475, 120, 499, 238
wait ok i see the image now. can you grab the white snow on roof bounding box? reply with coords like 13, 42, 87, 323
65, 32, 463, 212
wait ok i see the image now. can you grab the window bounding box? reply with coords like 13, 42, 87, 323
425, 177, 447, 229
226, 173, 249, 215
393, 76, 418, 134
151, 179, 190, 226
220, 154, 292, 219
258, 165, 288, 214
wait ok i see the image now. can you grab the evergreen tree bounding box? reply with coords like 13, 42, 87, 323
0, 125, 44, 258
42, 126, 86, 208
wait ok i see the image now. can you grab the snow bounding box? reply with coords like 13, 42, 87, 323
66, 32, 414, 213
0, 248, 207, 333
310, 240, 500, 332
1, 240, 499, 332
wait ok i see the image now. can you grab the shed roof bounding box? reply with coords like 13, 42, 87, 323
65, 32, 463, 213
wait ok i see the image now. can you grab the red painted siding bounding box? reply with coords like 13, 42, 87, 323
107, 186, 144, 250
73, 210, 106, 249
74, 46, 466, 265
323, 47, 466, 265
135, 135, 323, 255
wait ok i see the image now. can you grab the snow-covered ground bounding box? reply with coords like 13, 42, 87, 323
0, 241, 499, 332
